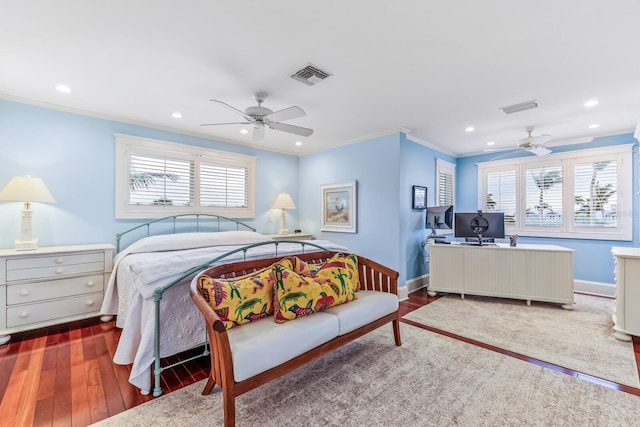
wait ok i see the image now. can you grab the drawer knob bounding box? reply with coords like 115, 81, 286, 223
86, 300, 95, 307
55, 258, 64, 264
86, 281, 95, 287
55, 267, 64, 274
20, 311, 30, 319
20, 290, 30, 297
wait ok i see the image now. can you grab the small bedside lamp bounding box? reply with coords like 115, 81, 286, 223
272, 193, 296, 235
0, 175, 56, 250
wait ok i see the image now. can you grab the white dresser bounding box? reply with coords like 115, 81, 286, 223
611, 247, 640, 341
428, 243, 575, 307
0, 244, 114, 344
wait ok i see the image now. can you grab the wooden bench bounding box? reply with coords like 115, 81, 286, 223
189, 251, 401, 427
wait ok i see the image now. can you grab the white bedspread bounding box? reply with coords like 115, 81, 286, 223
100, 232, 347, 393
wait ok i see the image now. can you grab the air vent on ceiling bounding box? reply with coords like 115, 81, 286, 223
290, 64, 332, 86
500, 99, 540, 115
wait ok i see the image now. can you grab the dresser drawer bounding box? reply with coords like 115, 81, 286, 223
6, 274, 105, 305
6, 292, 104, 328
6, 253, 105, 282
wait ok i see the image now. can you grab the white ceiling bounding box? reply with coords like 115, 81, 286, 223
2, 1, 640, 157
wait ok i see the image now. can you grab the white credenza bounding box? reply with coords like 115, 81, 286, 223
0, 244, 114, 344
428, 243, 574, 307
611, 247, 640, 341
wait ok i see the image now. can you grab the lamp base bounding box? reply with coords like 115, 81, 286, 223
278, 208, 289, 235
15, 238, 38, 251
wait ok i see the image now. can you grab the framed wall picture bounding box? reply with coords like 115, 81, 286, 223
412, 185, 427, 210
321, 180, 357, 233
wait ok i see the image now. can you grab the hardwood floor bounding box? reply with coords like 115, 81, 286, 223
1, 289, 639, 426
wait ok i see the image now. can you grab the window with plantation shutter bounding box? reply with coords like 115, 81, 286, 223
485, 169, 517, 225
524, 164, 563, 227
436, 159, 455, 207
478, 144, 632, 240
573, 160, 618, 228
115, 134, 255, 219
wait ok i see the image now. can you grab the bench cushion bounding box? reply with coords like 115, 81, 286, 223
227, 311, 339, 382
324, 290, 399, 335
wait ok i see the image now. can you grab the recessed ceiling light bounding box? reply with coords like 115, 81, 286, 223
171, 112, 182, 119
487, 141, 495, 146
588, 123, 600, 129
584, 99, 599, 107
240, 129, 249, 134
465, 126, 475, 132
55, 84, 70, 93
295, 141, 302, 146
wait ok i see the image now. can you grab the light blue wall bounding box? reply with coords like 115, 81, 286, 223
0, 99, 300, 248
456, 133, 639, 284
298, 133, 402, 279
399, 134, 457, 281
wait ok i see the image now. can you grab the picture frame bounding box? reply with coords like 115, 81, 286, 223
321, 180, 357, 233
412, 185, 427, 210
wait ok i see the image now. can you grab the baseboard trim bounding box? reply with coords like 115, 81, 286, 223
405, 275, 615, 299
574, 279, 615, 298
404, 275, 428, 299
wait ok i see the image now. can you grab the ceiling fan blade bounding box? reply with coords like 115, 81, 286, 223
529, 146, 552, 156
253, 124, 265, 142
210, 99, 254, 121
545, 136, 594, 147
265, 106, 306, 123
269, 122, 314, 137
200, 121, 251, 126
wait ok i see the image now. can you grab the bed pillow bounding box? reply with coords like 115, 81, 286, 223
125, 231, 273, 254
197, 267, 275, 330
272, 254, 358, 323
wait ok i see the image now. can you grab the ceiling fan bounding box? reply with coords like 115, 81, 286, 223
201, 92, 313, 142
485, 127, 594, 158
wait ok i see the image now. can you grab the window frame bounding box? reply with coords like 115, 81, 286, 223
115, 134, 256, 219
477, 144, 633, 241
436, 158, 456, 207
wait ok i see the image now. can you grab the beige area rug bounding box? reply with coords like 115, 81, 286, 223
93, 324, 640, 427
404, 293, 640, 388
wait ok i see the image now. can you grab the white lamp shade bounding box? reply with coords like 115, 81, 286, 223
272, 193, 296, 210
0, 175, 55, 250
0, 176, 55, 203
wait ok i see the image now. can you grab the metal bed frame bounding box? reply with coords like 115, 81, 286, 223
114, 214, 329, 397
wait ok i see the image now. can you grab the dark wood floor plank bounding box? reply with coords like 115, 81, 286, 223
15, 335, 47, 427
69, 327, 92, 427
85, 358, 109, 423
94, 334, 126, 417
33, 396, 55, 427
0, 365, 27, 425
52, 332, 72, 426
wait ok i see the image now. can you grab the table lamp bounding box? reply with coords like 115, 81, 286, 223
0, 175, 56, 250
272, 193, 296, 235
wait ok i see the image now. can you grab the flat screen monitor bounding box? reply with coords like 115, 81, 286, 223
426, 205, 453, 237
454, 211, 505, 240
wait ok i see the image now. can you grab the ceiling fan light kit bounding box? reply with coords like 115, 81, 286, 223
500, 100, 540, 115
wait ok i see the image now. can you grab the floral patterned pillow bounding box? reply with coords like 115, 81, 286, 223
271, 253, 359, 323
197, 267, 274, 330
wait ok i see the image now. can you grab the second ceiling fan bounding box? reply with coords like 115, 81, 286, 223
485, 127, 594, 157
201, 92, 313, 141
